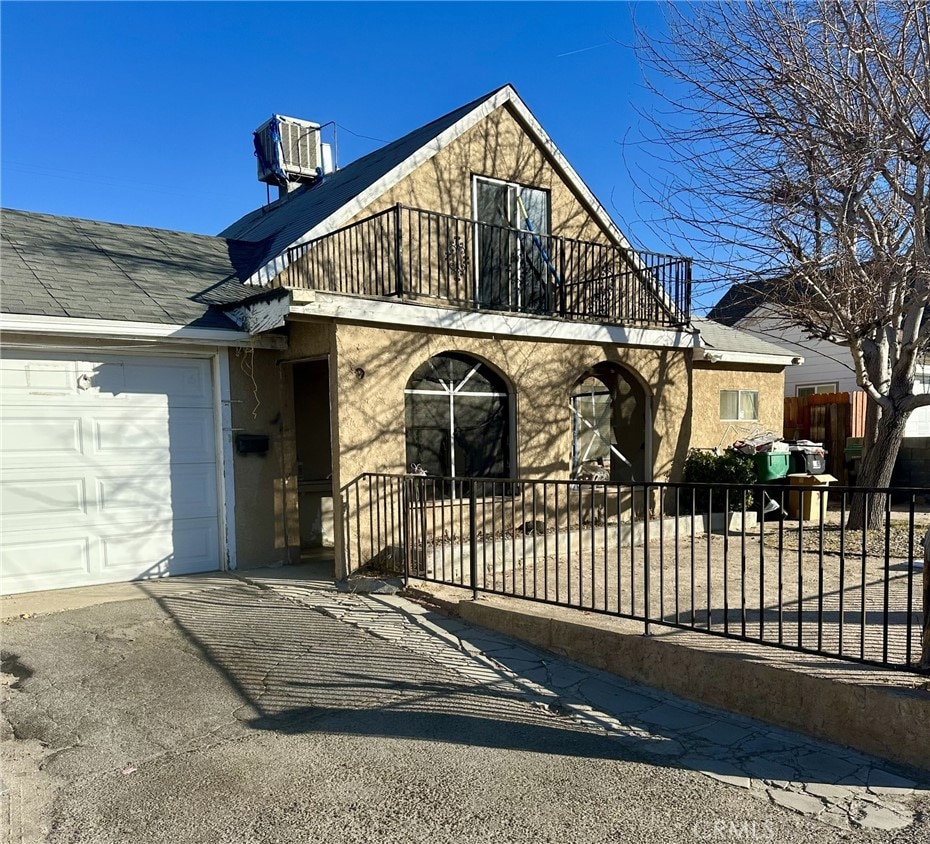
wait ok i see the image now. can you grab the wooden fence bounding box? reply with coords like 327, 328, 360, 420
783, 392, 868, 483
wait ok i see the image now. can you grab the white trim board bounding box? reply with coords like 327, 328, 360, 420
289, 293, 695, 350
0, 313, 287, 350
693, 346, 802, 367
214, 349, 237, 572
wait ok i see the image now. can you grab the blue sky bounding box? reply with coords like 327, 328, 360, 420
2, 2, 676, 254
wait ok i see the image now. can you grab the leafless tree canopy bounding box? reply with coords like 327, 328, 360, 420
635, 1, 929, 502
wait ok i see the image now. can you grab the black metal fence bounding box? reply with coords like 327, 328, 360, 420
341, 473, 929, 672
284, 204, 692, 327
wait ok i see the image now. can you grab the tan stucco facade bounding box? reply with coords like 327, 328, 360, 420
359, 104, 611, 243
227, 99, 787, 573
230, 338, 788, 572
329, 322, 691, 486
277, 102, 637, 302
229, 317, 698, 571
691, 363, 786, 450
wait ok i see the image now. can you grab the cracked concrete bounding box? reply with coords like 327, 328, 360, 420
254, 574, 929, 835
1, 571, 928, 843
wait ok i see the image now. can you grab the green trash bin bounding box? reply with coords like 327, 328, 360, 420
753, 452, 790, 481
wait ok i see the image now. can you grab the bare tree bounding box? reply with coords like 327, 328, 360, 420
634, 0, 929, 528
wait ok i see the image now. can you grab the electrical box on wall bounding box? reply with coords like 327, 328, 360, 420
236, 433, 270, 456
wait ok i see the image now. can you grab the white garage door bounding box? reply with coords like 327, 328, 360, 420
0, 349, 223, 594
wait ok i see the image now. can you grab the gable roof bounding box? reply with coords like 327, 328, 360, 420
220, 84, 641, 287
707, 280, 773, 326
693, 316, 798, 361
1, 208, 264, 328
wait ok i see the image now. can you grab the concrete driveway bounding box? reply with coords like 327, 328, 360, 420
1, 571, 927, 844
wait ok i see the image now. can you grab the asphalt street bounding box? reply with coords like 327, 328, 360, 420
1, 575, 927, 844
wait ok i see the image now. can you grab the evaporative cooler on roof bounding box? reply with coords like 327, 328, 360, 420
254, 115, 328, 186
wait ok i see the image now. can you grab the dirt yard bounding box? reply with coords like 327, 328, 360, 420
422, 508, 928, 668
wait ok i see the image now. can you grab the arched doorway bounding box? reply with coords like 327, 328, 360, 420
570, 363, 649, 483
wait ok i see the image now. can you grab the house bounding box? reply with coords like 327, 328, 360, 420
0, 85, 799, 594
709, 280, 930, 485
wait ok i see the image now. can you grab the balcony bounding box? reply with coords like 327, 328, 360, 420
281, 204, 691, 328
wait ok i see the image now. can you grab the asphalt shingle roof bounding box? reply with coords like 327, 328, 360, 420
219, 87, 505, 279
693, 316, 796, 358
707, 280, 772, 326
1, 208, 264, 328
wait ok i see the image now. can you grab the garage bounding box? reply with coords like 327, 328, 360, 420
0, 348, 224, 594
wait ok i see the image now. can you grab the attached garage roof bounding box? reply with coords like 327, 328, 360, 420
1, 208, 264, 329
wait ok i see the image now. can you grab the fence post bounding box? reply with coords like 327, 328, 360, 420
469, 483, 479, 600
643, 484, 652, 636
401, 477, 410, 588
394, 204, 404, 299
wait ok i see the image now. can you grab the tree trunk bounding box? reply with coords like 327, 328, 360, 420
846, 405, 909, 530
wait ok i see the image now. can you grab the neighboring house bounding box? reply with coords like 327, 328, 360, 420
709, 280, 930, 438
0, 85, 798, 593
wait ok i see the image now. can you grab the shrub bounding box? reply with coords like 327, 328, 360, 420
683, 449, 756, 510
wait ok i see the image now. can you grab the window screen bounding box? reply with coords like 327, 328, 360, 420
571, 377, 615, 472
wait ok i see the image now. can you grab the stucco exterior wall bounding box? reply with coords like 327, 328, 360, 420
230, 325, 336, 569
691, 363, 786, 450
360, 103, 612, 244
326, 321, 692, 489
228, 346, 295, 568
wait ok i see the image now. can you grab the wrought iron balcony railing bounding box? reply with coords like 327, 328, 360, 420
282, 204, 691, 327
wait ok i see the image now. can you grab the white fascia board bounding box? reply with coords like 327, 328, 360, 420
0, 313, 288, 350
694, 346, 802, 366
288, 293, 695, 350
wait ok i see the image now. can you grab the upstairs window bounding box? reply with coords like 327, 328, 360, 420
405, 353, 511, 483
474, 177, 551, 313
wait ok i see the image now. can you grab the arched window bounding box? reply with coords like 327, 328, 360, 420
405, 353, 510, 481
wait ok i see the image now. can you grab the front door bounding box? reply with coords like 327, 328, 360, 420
475, 178, 551, 313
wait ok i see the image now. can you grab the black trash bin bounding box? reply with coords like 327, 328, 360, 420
788, 443, 826, 475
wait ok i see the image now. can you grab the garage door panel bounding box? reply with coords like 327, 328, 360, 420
0, 348, 224, 594
1, 415, 84, 463
1, 476, 87, 520
1, 536, 92, 593
0, 356, 80, 396
91, 408, 215, 463
99, 519, 219, 577
88, 357, 213, 407
96, 465, 217, 520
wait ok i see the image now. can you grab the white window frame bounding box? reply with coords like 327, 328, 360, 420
720, 389, 759, 422
471, 175, 551, 311
796, 382, 839, 398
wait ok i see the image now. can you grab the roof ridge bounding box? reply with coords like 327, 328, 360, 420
1, 206, 227, 243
